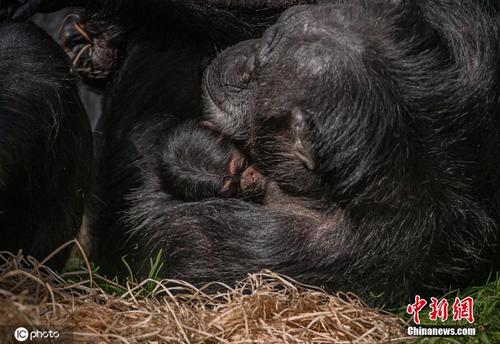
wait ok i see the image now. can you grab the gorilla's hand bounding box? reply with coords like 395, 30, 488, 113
0, 0, 76, 21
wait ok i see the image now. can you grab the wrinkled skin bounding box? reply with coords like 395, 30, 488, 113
58, 0, 310, 280
2, 0, 499, 306
203, 0, 500, 300
157, 120, 267, 202
58, 11, 124, 88
129, 0, 499, 305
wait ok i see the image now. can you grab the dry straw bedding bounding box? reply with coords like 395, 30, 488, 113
0, 249, 410, 343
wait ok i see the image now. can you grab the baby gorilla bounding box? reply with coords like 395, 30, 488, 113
55, 12, 270, 204
159, 121, 267, 202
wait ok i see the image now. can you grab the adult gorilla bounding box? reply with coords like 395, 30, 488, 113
1, 0, 315, 269
202, 0, 500, 303
4, 0, 500, 306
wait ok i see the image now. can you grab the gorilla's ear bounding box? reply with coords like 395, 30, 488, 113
291, 107, 316, 170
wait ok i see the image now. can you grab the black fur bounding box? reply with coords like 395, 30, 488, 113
57, 0, 301, 277
202, 0, 500, 304
0, 21, 94, 268
2, 0, 498, 307
131, 0, 500, 305
156, 121, 240, 201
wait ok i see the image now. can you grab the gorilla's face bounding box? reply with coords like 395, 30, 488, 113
202, 5, 345, 196
202, 39, 258, 143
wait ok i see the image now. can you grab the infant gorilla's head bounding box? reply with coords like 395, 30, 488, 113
159, 121, 267, 202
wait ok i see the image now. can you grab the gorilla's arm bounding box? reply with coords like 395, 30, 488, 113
199, 0, 500, 305
123, 186, 422, 306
